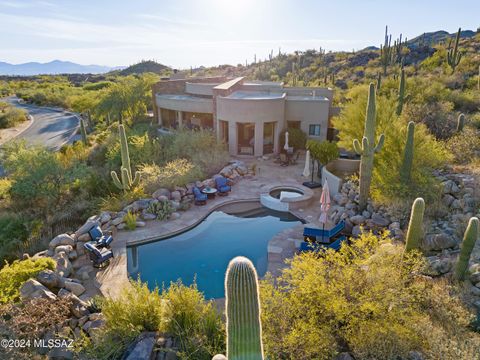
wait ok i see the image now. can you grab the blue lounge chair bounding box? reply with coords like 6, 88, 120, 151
88, 225, 113, 248
84, 242, 113, 268
215, 176, 231, 196
303, 220, 345, 243
193, 186, 207, 205
300, 235, 347, 252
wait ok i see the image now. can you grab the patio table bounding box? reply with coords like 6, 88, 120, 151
202, 187, 218, 199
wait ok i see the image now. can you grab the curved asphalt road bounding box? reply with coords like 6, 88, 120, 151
3, 96, 79, 150
0, 96, 79, 176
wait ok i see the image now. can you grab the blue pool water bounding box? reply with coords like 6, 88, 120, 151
127, 207, 301, 299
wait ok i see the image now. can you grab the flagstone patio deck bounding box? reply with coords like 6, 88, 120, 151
96, 154, 331, 299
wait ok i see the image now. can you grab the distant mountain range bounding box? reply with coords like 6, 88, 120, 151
0, 60, 125, 76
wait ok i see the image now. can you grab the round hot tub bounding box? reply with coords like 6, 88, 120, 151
261, 185, 313, 212
269, 187, 304, 200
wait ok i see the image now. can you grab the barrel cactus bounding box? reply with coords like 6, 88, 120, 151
455, 217, 479, 280
213, 256, 264, 360
111, 124, 140, 191
353, 83, 385, 210
456, 113, 465, 132
404, 197, 425, 252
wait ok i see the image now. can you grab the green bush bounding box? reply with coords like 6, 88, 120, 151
163, 282, 225, 359
124, 211, 137, 230
0, 106, 27, 129
445, 127, 480, 164
333, 89, 448, 205
279, 127, 307, 150
0, 214, 30, 264
0, 257, 56, 304
80, 280, 224, 360
140, 159, 203, 193
148, 199, 174, 220
260, 232, 479, 359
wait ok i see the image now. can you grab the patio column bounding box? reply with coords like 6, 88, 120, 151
254, 121, 264, 157
274, 120, 281, 153
228, 121, 238, 155
157, 108, 163, 126
177, 111, 183, 127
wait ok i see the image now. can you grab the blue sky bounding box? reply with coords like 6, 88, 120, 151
0, 0, 478, 68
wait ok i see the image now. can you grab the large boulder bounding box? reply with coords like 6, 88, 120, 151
99, 211, 112, 224
58, 289, 90, 318
56, 252, 73, 277
170, 190, 181, 202
423, 233, 457, 251
75, 217, 100, 238
124, 332, 156, 360
64, 280, 86, 296
152, 188, 171, 199
20, 279, 57, 301
36, 269, 65, 289
54, 245, 73, 255
49, 234, 75, 251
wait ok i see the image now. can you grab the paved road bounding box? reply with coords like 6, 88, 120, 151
0, 96, 79, 176
3, 96, 79, 150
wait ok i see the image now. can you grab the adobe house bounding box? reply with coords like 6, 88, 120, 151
152, 76, 335, 156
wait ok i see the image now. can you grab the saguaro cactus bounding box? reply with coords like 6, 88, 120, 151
400, 121, 415, 183
447, 27, 462, 73
111, 124, 140, 191
376, 72, 382, 91
404, 197, 425, 252
353, 83, 385, 210
396, 69, 406, 116
456, 113, 465, 132
455, 217, 479, 280
80, 118, 88, 145
222, 256, 264, 360
380, 26, 393, 76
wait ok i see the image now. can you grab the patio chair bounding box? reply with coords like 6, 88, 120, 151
215, 176, 231, 196
88, 225, 113, 248
193, 186, 207, 205
84, 242, 113, 268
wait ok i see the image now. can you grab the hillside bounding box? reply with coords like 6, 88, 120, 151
118, 60, 170, 75
0, 60, 122, 75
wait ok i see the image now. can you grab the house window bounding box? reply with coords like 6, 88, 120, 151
309, 124, 321, 136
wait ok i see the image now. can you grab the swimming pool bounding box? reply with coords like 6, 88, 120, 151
127, 206, 302, 299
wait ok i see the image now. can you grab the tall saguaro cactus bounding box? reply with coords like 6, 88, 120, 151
353, 83, 385, 210
222, 256, 264, 360
456, 113, 465, 132
400, 121, 415, 183
111, 124, 140, 191
404, 197, 425, 252
455, 217, 479, 280
447, 27, 462, 73
396, 69, 406, 116
380, 26, 393, 76
79, 118, 88, 145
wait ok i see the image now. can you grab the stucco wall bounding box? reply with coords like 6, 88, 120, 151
285, 99, 330, 140
155, 95, 213, 114
216, 96, 286, 123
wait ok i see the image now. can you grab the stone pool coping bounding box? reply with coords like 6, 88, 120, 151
96, 158, 325, 300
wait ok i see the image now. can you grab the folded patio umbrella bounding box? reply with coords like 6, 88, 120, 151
303, 150, 311, 178
284, 131, 289, 151
318, 180, 331, 242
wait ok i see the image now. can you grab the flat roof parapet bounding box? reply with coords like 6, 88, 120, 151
213, 77, 244, 91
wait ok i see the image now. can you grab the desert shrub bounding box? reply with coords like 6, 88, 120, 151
0, 257, 56, 304
0, 214, 31, 264
0, 178, 12, 200
333, 90, 447, 205
403, 101, 457, 139
0, 297, 73, 359
140, 159, 203, 193
124, 211, 137, 230
0, 106, 27, 128
81, 280, 224, 360
261, 232, 479, 360
306, 139, 339, 177
445, 127, 480, 164
99, 186, 147, 212
148, 199, 174, 220
163, 282, 225, 359
162, 128, 229, 176
279, 127, 307, 150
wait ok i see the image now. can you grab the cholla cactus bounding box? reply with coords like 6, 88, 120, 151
455, 217, 479, 280
404, 197, 425, 252
111, 124, 140, 191
213, 256, 264, 360
353, 83, 385, 210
